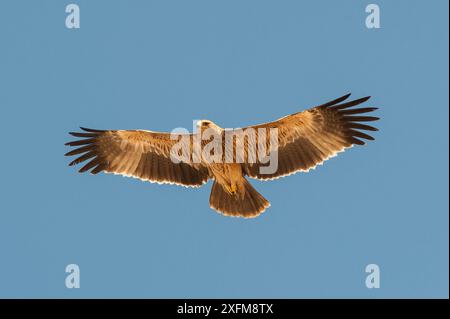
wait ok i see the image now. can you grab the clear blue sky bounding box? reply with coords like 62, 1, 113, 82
0, 0, 448, 298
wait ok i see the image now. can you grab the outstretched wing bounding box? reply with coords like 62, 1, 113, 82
243, 93, 379, 180
65, 128, 211, 187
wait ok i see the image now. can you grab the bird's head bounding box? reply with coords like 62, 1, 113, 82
196, 120, 222, 133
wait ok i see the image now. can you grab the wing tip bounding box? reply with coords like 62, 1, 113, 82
79, 127, 106, 133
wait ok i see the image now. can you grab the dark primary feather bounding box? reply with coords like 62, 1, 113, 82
317, 93, 352, 108
327, 96, 371, 110
80, 127, 106, 132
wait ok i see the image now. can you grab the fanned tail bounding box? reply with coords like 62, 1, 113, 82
209, 178, 270, 218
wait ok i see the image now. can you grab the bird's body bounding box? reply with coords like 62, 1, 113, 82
209, 162, 243, 195
191, 120, 271, 216
65, 94, 379, 218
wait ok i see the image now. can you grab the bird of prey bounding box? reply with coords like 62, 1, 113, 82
65, 93, 379, 218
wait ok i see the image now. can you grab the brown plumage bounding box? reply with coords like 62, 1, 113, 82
65, 93, 379, 218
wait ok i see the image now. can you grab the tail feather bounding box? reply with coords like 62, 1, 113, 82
209, 179, 270, 218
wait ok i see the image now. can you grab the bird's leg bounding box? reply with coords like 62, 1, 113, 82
230, 183, 237, 195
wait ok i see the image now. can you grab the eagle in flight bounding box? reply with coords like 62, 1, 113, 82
65, 94, 379, 218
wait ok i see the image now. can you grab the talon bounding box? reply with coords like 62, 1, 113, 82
230, 184, 237, 195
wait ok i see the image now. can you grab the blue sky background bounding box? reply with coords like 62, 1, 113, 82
0, 0, 448, 298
